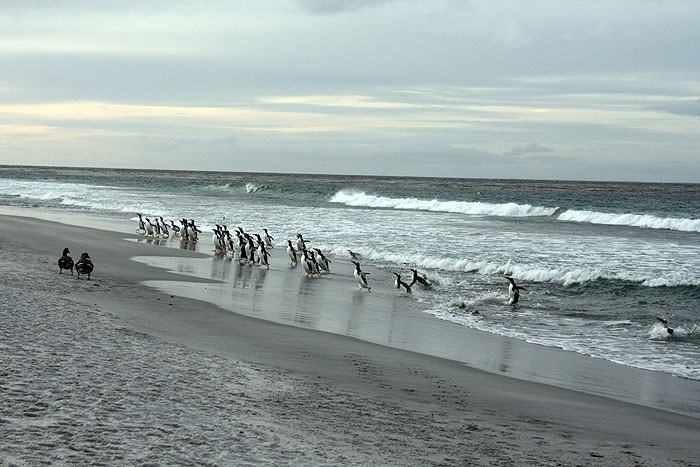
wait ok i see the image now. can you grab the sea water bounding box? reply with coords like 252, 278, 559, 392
1, 165, 698, 380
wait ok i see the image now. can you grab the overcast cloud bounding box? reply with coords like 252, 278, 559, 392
0, 0, 698, 181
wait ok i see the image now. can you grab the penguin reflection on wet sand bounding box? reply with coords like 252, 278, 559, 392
75, 252, 94, 280
58, 248, 74, 275
505, 276, 525, 305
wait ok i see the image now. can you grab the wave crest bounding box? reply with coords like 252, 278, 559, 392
329, 190, 557, 217
245, 183, 264, 193
558, 209, 700, 233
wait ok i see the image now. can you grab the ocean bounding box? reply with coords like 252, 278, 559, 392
1, 165, 698, 381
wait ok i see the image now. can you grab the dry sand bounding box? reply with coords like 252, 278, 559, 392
1, 214, 699, 466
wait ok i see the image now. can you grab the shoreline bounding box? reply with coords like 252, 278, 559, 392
5, 207, 698, 413
2, 212, 700, 465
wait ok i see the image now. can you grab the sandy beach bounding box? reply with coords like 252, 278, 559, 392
2, 213, 699, 466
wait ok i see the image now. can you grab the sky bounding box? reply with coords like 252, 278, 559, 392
0, 0, 699, 182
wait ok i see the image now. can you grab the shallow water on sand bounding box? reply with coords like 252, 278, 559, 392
128, 236, 700, 417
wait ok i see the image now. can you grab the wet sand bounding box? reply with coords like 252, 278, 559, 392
2, 213, 699, 465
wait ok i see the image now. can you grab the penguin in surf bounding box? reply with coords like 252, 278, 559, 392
656, 317, 674, 337
393, 272, 412, 294
505, 276, 525, 305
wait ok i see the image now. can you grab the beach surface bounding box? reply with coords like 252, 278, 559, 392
1, 213, 699, 466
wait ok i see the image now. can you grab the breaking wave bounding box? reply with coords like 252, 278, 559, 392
329, 190, 557, 217
558, 209, 700, 233
245, 183, 264, 193
321, 245, 700, 288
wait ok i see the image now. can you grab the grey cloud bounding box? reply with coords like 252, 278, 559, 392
648, 98, 700, 118
296, 0, 393, 14
504, 143, 555, 157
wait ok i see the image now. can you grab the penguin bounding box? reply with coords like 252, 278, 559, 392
169, 220, 181, 237
393, 272, 412, 294
225, 231, 236, 255
307, 251, 321, 276
256, 242, 271, 270
136, 213, 146, 233
313, 248, 331, 274
300, 248, 316, 278
153, 218, 162, 237
212, 224, 222, 245
237, 233, 248, 262
296, 233, 309, 252
145, 218, 154, 237
656, 317, 675, 336
287, 240, 298, 266
58, 247, 74, 275
263, 228, 275, 248
189, 220, 201, 243
408, 268, 431, 288
351, 260, 371, 292
158, 217, 169, 238
75, 252, 94, 280
348, 250, 361, 260
505, 276, 525, 305
180, 219, 190, 242
212, 228, 226, 254
244, 235, 254, 264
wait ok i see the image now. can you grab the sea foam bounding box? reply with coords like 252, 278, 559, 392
329, 190, 557, 217
558, 209, 700, 233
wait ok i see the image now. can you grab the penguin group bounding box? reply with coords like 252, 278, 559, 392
136, 213, 525, 304
137, 213, 204, 243
209, 225, 273, 269
292, 233, 333, 278
57, 248, 94, 280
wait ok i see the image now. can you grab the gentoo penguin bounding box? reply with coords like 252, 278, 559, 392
505, 276, 525, 305
58, 248, 74, 275
351, 260, 371, 292
408, 268, 431, 288
225, 231, 236, 255
169, 220, 181, 237
153, 218, 162, 237
145, 218, 154, 237
236, 233, 247, 262
212, 224, 221, 245
75, 252, 94, 280
296, 233, 308, 252
180, 219, 189, 242
136, 213, 146, 233
656, 317, 675, 336
348, 250, 361, 260
308, 251, 321, 276
212, 228, 226, 254
244, 235, 254, 264
393, 272, 412, 294
256, 242, 271, 270
300, 249, 315, 277
189, 220, 201, 243
158, 217, 169, 238
233, 232, 244, 261
287, 240, 298, 266
263, 229, 274, 248
313, 248, 331, 274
